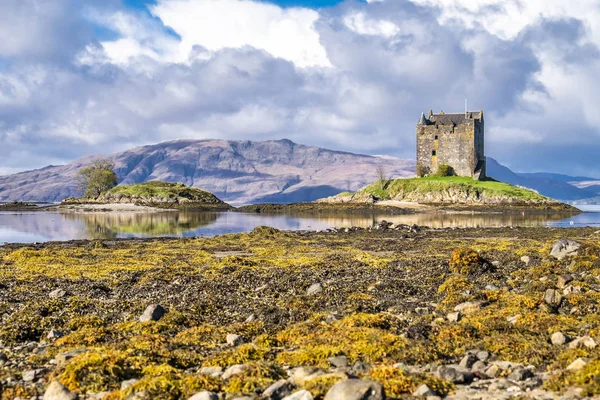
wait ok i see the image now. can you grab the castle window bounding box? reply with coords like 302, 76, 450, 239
432, 150, 436, 156
435, 135, 438, 140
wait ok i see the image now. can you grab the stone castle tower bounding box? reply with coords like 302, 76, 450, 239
416, 110, 486, 180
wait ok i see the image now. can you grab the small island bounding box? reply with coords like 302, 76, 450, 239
59, 181, 232, 212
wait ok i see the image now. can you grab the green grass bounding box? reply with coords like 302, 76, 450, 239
361, 176, 549, 202
106, 181, 221, 202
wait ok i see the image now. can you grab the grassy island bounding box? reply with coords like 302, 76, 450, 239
1, 227, 600, 399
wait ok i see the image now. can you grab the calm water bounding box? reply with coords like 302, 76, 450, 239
0, 206, 598, 245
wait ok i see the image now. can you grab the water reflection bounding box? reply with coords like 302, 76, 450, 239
0, 209, 598, 245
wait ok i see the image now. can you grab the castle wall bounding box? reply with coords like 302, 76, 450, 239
417, 120, 479, 177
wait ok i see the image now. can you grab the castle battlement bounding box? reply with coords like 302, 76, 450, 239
416, 110, 486, 180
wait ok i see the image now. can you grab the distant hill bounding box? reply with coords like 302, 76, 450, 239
1, 139, 598, 205
0, 139, 415, 205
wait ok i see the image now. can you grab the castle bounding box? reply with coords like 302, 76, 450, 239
416, 110, 486, 180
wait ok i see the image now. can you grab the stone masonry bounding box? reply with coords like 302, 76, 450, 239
416, 110, 486, 180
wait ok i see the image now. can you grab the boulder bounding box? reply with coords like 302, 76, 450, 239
283, 390, 314, 400
199, 366, 223, 377
139, 304, 166, 322
413, 384, 436, 397
459, 354, 478, 369
557, 274, 574, 289
290, 367, 325, 386
507, 367, 534, 381
43, 381, 77, 400
324, 379, 385, 400
188, 392, 219, 400
263, 379, 295, 400
329, 355, 349, 368
567, 358, 589, 372
447, 312, 462, 323
222, 364, 249, 379
226, 333, 244, 347
543, 289, 562, 307
550, 332, 569, 346
568, 336, 597, 349
48, 289, 67, 299
437, 365, 474, 384
550, 239, 581, 260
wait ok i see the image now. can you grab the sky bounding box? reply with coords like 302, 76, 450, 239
1, 0, 600, 177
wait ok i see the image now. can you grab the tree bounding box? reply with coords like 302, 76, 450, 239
376, 165, 388, 190
78, 159, 118, 198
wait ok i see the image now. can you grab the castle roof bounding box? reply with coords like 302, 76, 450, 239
428, 111, 482, 126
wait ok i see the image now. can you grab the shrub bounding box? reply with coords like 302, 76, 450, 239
434, 164, 454, 177
449, 248, 482, 274
416, 163, 429, 177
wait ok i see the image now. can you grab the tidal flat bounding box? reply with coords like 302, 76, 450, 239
1, 225, 600, 399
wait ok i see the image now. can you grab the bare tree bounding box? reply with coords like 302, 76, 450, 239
376, 165, 388, 190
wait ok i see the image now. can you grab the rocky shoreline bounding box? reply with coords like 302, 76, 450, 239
1, 226, 600, 399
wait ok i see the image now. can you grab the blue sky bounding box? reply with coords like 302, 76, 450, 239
124, 0, 346, 10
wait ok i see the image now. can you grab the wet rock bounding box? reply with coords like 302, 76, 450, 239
48, 289, 67, 299
520, 256, 532, 266
329, 355, 348, 368
454, 301, 486, 315
222, 364, 249, 379
507, 367, 534, 381
568, 336, 597, 349
43, 381, 77, 400
226, 334, 243, 347
551, 332, 569, 346
139, 304, 166, 322
121, 379, 139, 390
459, 354, 479, 369
567, 358, 589, 372
413, 384, 436, 397
188, 392, 218, 400
550, 239, 581, 260
543, 289, 562, 307
557, 274, 574, 289
437, 365, 474, 384
199, 366, 223, 377
263, 379, 295, 400
306, 283, 323, 296
324, 379, 384, 400
447, 312, 461, 323
282, 390, 313, 400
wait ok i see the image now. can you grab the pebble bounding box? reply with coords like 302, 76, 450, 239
557, 274, 574, 289
48, 289, 67, 299
139, 304, 166, 322
120, 379, 139, 390
43, 381, 77, 400
226, 334, 244, 347
328, 355, 348, 368
306, 283, 323, 296
222, 364, 249, 379
568, 335, 597, 349
454, 301, 486, 315
282, 390, 314, 400
447, 312, 462, 323
566, 358, 589, 372
262, 379, 295, 399
188, 392, 218, 400
199, 366, 223, 377
520, 256, 532, 266
47, 330, 64, 340
413, 384, 436, 397
550, 332, 569, 346
543, 289, 562, 306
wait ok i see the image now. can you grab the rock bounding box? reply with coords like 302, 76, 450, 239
199, 366, 223, 377
245, 314, 256, 323
507, 315, 520, 324
263, 379, 295, 400
324, 379, 384, 400
484, 364, 500, 378
329, 355, 349, 368
459, 354, 479, 369
557, 274, 574, 289
568, 336, 597, 349
507, 367, 534, 381
485, 284, 499, 291
22, 368, 45, 382
43, 381, 77, 400
290, 367, 325, 385
520, 256, 532, 266
543, 289, 563, 307
415, 307, 429, 315
471, 361, 487, 374
222, 364, 249, 379
121, 379, 139, 390
55, 348, 88, 368
567, 358, 589, 372
447, 312, 462, 323
0, 352, 7, 365
226, 334, 244, 347
550, 239, 581, 260
306, 283, 323, 296
563, 285, 584, 295
551, 332, 569, 346
454, 301, 486, 315
413, 384, 436, 397
476, 351, 490, 362
282, 390, 314, 400
139, 304, 166, 322
48, 289, 67, 299
188, 392, 218, 400
352, 361, 371, 375
437, 365, 474, 384
47, 330, 64, 340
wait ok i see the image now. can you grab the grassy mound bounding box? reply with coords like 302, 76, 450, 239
106, 181, 220, 203
363, 176, 550, 202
